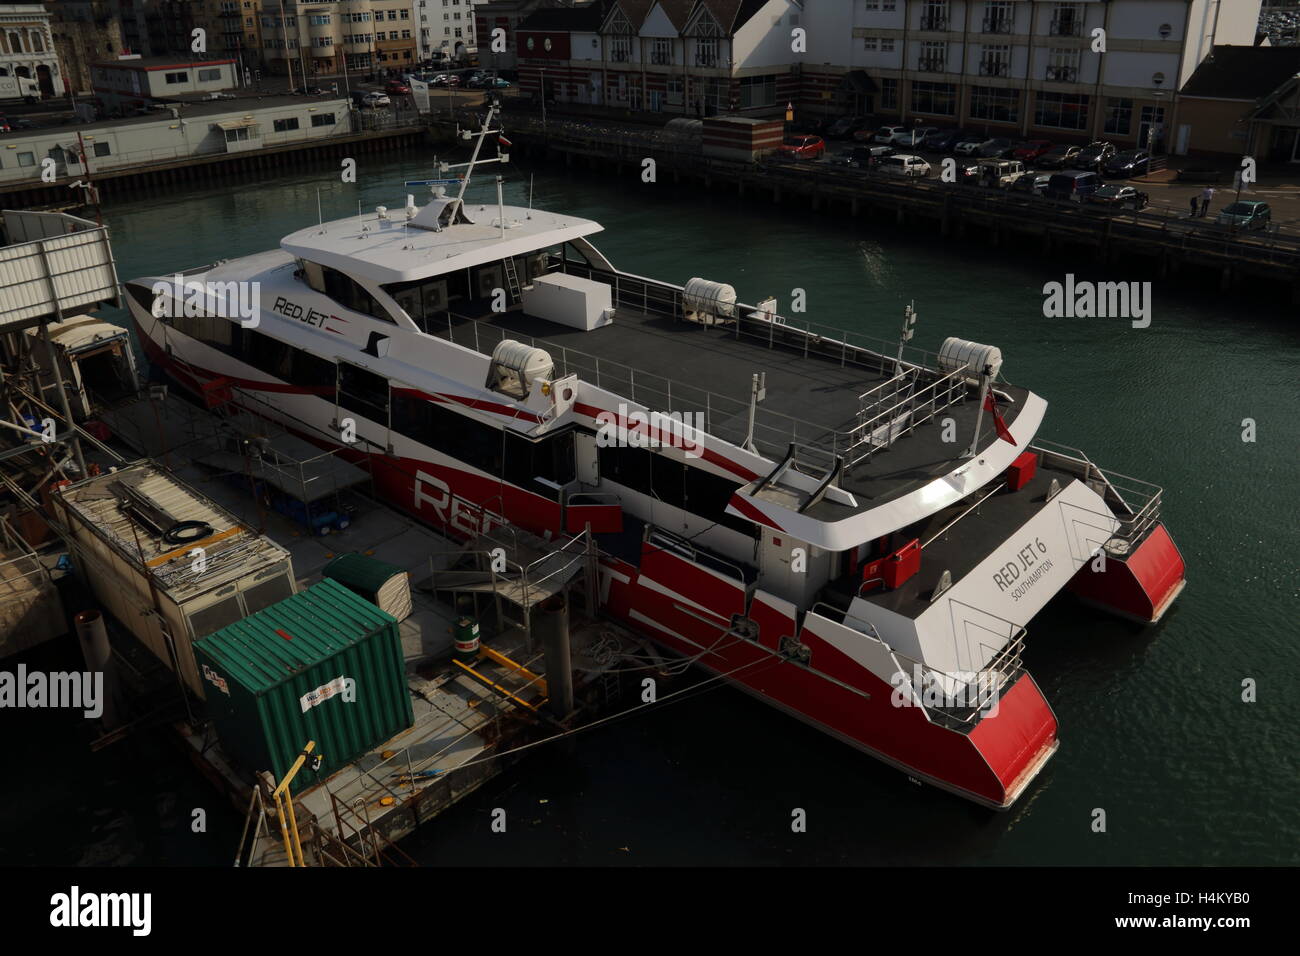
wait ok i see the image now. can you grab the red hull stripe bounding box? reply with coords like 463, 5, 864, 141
726, 492, 784, 532
968, 674, 1058, 795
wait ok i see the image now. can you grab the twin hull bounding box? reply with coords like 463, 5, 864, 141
131, 300, 1062, 809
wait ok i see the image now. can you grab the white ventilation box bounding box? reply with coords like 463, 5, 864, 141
522, 273, 614, 331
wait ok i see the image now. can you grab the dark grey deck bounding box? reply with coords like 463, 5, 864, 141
436, 304, 1029, 517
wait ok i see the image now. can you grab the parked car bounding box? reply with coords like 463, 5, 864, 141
827, 115, 871, 139
1012, 139, 1053, 162
294, 86, 326, 96
1046, 170, 1102, 202
879, 153, 931, 178
778, 135, 826, 160
1009, 172, 1052, 195
1215, 200, 1272, 231
489, 77, 512, 88
1075, 141, 1117, 171
977, 137, 1017, 158
874, 125, 907, 145
841, 144, 892, 168
1088, 184, 1149, 209
1103, 150, 1151, 178
953, 160, 982, 183
360, 91, 391, 108
953, 133, 987, 156
976, 159, 1029, 187
923, 128, 967, 152
1036, 144, 1083, 169
384, 80, 411, 95
891, 126, 938, 147
0, 116, 10, 133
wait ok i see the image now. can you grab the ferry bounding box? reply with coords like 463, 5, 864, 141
124, 108, 1185, 809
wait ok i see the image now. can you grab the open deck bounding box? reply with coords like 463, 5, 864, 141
430, 267, 1031, 519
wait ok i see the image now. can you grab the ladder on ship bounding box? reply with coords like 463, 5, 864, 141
502, 256, 522, 304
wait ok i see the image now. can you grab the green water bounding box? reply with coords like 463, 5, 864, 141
17, 147, 1299, 865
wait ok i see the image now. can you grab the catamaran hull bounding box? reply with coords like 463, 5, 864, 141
133, 310, 1062, 809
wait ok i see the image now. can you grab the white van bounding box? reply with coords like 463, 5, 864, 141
879, 154, 931, 179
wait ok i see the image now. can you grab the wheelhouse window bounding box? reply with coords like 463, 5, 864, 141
338, 361, 389, 425
305, 262, 395, 323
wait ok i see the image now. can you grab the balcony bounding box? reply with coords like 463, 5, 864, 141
918, 57, 946, 73
919, 15, 948, 31
694, 52, 718, 66
649, 52, 671, 65
979, 60, 1008, 77
1045, 65, 1077, 82
609, 50, 630, 63
1049, 18, 1082, 37
981, 16, 1013, 35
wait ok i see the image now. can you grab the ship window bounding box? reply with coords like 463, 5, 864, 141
288, 347, 336, 390
391, 389, 504, 477
320, 266, 395, 323
651, 452, 685, 508
338, 361, 389, 424
241, 329, 293, 380
598, 445, 653, 496
382, 276, 450, 325
503, 429, 575, 498
684, 466, 753, 536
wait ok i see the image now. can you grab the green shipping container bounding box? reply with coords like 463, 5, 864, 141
193, 578, 414, 794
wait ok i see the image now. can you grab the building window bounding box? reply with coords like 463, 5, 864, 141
198, 68, 222, 81
1050, 2, 1082, 37
17, 151, 35, 166
864, 0, 897, 12
93, 142, 111, 157
610, 36, 630, 62
982, 0, 1013, 34
880, 77, 898, 110
1035, 91, 1089, 129
1103, 97, 1132, 136
919, 40, 945, 72
881, 38, 895, 52
911, 80, 955, 116
310, 14, 330, 25
651, 37, 671, 65
863, 37, 878, 51
969, 85, 1019, 123
980, 44, 1010, 76
273, 117, 300, 132
920, 0, 948, 31
738, 74, 775, 109
165, 71, 189, 84
695, 36, 718, 65
1046, 48, 1080, 82
310, 113, 335, 128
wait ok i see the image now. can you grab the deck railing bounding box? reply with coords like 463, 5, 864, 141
1031, 438, 1164, 542
426, 267, 969, 467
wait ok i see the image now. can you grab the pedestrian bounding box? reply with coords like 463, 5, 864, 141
1189, 195, 1198, 218
1200, 186, 1214, 217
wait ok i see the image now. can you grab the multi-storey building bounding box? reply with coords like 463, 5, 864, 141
1, 2, 61, 98
799, 0, 1265, 151
474, 0, 564, 72
45, 1, 124, 96
515, 0, 801, 116
261, 0, 416, 78
417, 0, 479, 64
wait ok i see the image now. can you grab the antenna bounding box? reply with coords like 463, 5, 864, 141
439, 104, 507, 203
527, 173, 534, 219
316, 188, 323, 233
896, 301, 917, 367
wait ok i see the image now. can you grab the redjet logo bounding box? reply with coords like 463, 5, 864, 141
414, 470, 503, 535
